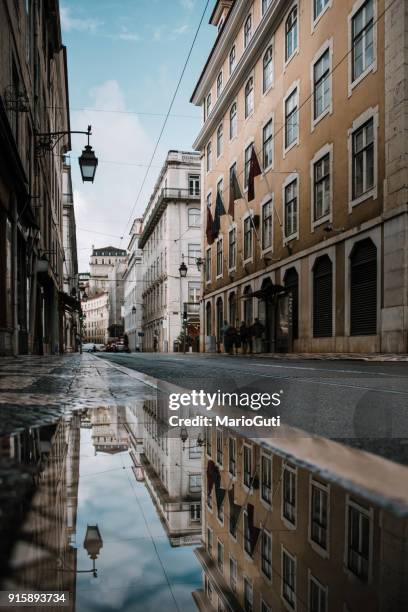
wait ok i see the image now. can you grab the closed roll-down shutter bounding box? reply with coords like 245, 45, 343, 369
285, 269, 299, 340
350, 239, 377, 336
313, 256, 333, 338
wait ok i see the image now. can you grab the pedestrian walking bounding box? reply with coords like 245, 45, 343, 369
239, 321, 251, 354
251, 318, 265, 354
221, 320, 230, 353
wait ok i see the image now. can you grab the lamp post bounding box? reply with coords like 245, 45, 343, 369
57, 524, 103, 578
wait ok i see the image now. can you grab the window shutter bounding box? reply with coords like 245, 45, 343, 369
313, 256, 333, 338
350, 239, 377, 336
284, 268, 299, 340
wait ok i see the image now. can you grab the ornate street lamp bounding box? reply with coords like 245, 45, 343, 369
179, 261, 188, 278
132, 306, 136, 314
84, 525, 103, 578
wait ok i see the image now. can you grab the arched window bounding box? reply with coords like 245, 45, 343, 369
217, 123, 223, 157
313, 255, 333, 337
206, 92, 212, 117
243, 286, 253, 325
206, 302, 212, 336
206, 141, 212, 172
284, 267, 299, 340
263, 46, 273, 92
245, 77, 254, 118
244, 14, 252, 47
285, 6, 298, 61
216, 297, 223, 340
229, 292, 237, 325
229, 45, 236, 74
188, 208, 200, 227
229, 102, 237, 139
350, 238, 377, 335
216, 71, 223, 97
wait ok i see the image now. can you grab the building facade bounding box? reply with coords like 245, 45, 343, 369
139, 150, 202, 352
191, 0, 408, 354
82, 292, 109, 345
88, 246, 127, 295
107, 259, 126, 339
62, 158, 79, 353
0, 0, 74, 355
123, 218, 144, 351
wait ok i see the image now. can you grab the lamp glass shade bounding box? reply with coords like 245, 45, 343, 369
179, 262, 188, 278
83, 525, 103, 559
79, 145, 98, 183
132, 306, 136, 314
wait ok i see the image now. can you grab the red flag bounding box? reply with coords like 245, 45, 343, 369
206, 204, 215, 245
248, 146, 262, 202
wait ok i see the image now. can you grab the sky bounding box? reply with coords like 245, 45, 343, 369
60, 0, 216, 272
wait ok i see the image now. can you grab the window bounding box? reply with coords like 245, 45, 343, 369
216, 429, 223, 465
282, 549, 296, 608
228, 227, 236, 270
261, 531, 272, 579
314, 153, 330, 221
352, 0, 374, 82
313, 255, 333, 338
285, 6, 298, 61
261, 199, 273, 251
243, 286, 253, 325
284, 178, 298, 239
206, 428, 212, 457
309, 575, 327, 612
217, 540, 224, 573
244, 144, 252, 189
262, 119, 273, 169
207, 527, 213, 555
243, 577, 253, 612
261, 601, 271, 612
216, 297, 223, 340
352, 118, 374, 200
188, 282, 200, 311
229, 557, 237, 592
314, 49, 331, 120
263, 46, 273, 92
188, 207, 200, 227
206, 301, 212, 335
189, 438, 202, 458
229, 292, 237, 325
217, 71, 223, 97
310, 480, 328, 550
350, 238, 377, 335
216, 238, 223, 277
205, 248, 211, 282
228, 437, 236, 476
314, 0, 330, 21
245, 77, 254, 118
229, 102, 237, 139
190, 502, 201, 523
261, 453, 272, 503
243, 217, 253, 261
262, 0, 272, 15
188, 244, 201, 264
206, 141, 212, 172
229, 45, 236, 74
217, 123, 223, 157
244, 14, 252, 48
206, 92, 212, 118
243, 445, 252, 487
282, 465, 296, 525
189, 474, 201, 492
284, 268, 299, 340
189, 174, 200, 196
205, 577, 214, 602
347, 500, 371, 581
285, 88, 298, 149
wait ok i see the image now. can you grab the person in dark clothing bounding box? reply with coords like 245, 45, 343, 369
251, 318, 265, 353
239, 321, 251, 354
224, 323, 235, 355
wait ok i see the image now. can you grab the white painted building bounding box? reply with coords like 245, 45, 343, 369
82, 292, 109, 344
139, 150, 202, 352
123, 219, 143, 351
88, 246, 127, 295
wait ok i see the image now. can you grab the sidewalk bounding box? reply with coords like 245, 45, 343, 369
203, 351, 408, 361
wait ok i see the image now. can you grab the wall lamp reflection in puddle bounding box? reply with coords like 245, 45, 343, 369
58, 524, 103, 578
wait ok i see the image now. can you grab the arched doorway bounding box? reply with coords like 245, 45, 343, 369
313, 255, 333, 338
350, 238, 377, 335
206, 302, 212, 336
216, 297, 223, 343
228, 292, 237, 326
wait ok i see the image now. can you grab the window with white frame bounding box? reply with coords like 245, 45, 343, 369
228, 227, 236, 270
261, 530, 272, 579
314, 48, 331, 121
205, 576, 214, 602
216, 428, 223, 465
206, 141, 212, 172
352, 0, 374, 82
284, 178, 298, 239
347, 500, 371, 581
188, 207, 200, 227
263, 46, 273, 92
229, 45, 236, 74
262, 0, 272, 16
217, 540, 224, 573
207, 527, 213, 554
245, 77, 254, 118
282, 548, 296, 609
352, 117, 374, 200
189, 174, 200, 196
243, 445, 252, 487
244, 144, 252, 189
230, 102, 237, 139
314, 0, 330, 21
216, 238, 223, 276
190, 502, 201, 523
285, 6, 298, 61
244, 14, 252, 48
243, 577, 253, 612
229, 557, 237, 592
261, 453, 272, 503
282, 464, 296, 525
261, 199, 273, 251
205, 248, 211, 282
263, 119, 273, 169
206, 92, 212, 118
217, 123, 224, 157
309, 575, 328, 612
217, 71, 223, 97
310, 480, 328, 550
243, 216, 253, 261
314, 153, 330, 221
228, 436, 236, 476
285, 87, 298, 149
189, 473, 201, 493
188, 244, 201, 264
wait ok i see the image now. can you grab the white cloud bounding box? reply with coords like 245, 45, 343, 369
172, 24, 190, 36
60, 5, 103, 33
180, 0, 195, 10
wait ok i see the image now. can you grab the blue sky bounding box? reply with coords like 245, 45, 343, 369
61, 0, 215, 270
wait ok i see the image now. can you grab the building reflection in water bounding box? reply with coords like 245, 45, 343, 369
0, 413, 81, 609
193, 424, 408, 612
140, 399, 203, 547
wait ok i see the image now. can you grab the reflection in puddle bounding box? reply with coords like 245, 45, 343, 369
1, 399, 408, 611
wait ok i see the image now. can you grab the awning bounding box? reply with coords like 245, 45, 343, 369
59, 291, 81, 312
243, 284, 286, 301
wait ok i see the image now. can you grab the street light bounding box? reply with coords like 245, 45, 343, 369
179, 260, 188, 278
79, 144, 98, 183
84, 524, 103, 578
132, 306, 136, 314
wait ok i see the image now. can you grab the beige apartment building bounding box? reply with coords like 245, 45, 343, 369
193, 424, 408, 611
82, 292, 109, 344
191, 0, 408, 354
